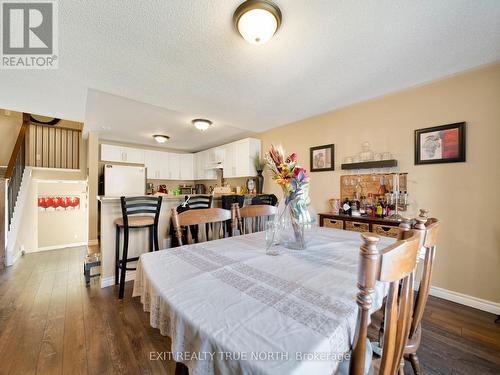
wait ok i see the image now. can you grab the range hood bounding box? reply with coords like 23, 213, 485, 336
206, 161, 224, 169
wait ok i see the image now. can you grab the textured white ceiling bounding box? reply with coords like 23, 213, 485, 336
85, 90, 254, 151
0, 0, 499, 148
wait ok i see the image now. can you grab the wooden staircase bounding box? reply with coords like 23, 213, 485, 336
1, 168, 5, 267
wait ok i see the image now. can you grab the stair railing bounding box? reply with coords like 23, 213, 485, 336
5, 113, 30, 230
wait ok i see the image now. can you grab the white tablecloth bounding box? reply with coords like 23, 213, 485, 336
132, 227, 394, 375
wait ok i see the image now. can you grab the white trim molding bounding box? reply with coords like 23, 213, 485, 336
101, 271, 135, 289
35, 242, 87, 252
5, 168, 33, 266
429, 286, 500, 315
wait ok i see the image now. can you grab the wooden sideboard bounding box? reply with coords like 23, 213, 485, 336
318, 213, 401, 238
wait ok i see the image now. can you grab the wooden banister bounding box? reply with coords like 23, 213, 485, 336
5, 113, 30, 179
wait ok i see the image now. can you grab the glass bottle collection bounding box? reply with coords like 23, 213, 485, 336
339, 190, 408, 219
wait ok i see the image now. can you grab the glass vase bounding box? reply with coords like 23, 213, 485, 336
277, 199, 312, 250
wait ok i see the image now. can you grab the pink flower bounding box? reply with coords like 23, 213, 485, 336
289, 152, 297, 162
294, 167, 308, 178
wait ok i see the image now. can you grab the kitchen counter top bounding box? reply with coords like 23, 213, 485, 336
97, 193, 258, 202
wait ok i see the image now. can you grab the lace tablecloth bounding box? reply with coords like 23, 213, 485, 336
132, 227, 393, 375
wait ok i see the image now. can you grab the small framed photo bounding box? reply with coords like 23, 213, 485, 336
415, 122, 466, 165
310, 144, 335, 172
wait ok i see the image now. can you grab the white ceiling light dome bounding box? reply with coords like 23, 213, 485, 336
234, 0, 282, 45
153, 134, 170, 143
192, 119, 212, 131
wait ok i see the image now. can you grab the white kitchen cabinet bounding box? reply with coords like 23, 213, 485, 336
194, 150, 216, 180
220, 138, 261, 178
101, 144, 145, 164
223, 142, 237, 178
144, 150, 169, 179
168, 153, 181, 180
180, 154, 194, 180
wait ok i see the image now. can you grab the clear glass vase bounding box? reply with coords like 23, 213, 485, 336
276, 199, 313, 250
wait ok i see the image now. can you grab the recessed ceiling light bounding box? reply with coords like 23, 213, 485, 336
153, 134, 170, 143
192, 119, 212, 131
233, 0, 282, 45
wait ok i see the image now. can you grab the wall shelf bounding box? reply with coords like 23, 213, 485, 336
341, 159, 398, 170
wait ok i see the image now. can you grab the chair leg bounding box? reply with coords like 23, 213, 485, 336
115, 225, 120, 285
154, 224, 160, 251
175, 362, 189, 375
409, 353, 422, 375
84, 264, 91, 287
149, 226, 154, 252
118, 227, 129, 299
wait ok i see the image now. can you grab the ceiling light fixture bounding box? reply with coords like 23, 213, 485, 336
233, 0, 282, 45
153, 134, 170, 143
192, 119, 212, 131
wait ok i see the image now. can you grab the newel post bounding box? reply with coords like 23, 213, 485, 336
350, 232, 381, 375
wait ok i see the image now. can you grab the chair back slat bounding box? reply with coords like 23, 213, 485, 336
234, 204, 277, 235
172, 207, 232, 246
186, 195, 213, 209
350, 228, 420, 375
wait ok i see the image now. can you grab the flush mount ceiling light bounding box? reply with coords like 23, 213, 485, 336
192, 119, 212, 131
153, 134, 170, 143
233, 0, 282, 45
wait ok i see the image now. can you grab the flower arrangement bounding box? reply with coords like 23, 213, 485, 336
265, 145, 312, 249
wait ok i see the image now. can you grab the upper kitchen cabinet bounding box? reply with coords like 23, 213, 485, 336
101, 144, 145, 164
194, 150, 217, 180
224, 138, 261, 178
168, 153, 181, 180
180, 154, 194, 180
144, 150, 169, 179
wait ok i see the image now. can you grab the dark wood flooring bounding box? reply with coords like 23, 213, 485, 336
0, 247, 498, 375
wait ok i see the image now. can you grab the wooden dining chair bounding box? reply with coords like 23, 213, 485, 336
402, 209, 441, 375
233, 203, 277, 235
171, 207, 233, 246
348, 226, 421, 375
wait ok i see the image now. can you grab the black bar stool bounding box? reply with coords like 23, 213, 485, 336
115, 196, 162, 299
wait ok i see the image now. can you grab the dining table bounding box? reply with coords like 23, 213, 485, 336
132, 226, 394, 375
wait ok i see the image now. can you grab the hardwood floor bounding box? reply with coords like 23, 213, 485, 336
0, 247, 498, 375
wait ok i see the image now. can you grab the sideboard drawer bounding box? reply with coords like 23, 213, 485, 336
323, 218, 343, 229
372, 224, 399, 238
345, 221, 370, 233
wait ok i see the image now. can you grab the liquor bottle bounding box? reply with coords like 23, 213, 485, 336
342, 198, 351, 216
376, 199, 383, 218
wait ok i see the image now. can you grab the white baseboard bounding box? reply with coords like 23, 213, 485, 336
35, 242, 87, 252
101, 271, 136, 289
429, 286, 500, 315
87, 239, 99, 246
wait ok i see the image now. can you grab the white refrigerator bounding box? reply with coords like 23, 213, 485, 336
104, 164, 146, 197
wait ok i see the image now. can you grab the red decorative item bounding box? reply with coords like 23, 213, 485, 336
69, 197, 80, 208
60, 197, 69, 209
45, 197, 54, 208
54, 197, 63, 209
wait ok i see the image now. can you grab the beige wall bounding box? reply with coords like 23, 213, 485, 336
260, 64, 500, 304
0, 111, 22, 165
36, 181, 87, 249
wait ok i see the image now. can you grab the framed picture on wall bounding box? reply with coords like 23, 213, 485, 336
415, 122, 466, 165
310, 144, 335, 172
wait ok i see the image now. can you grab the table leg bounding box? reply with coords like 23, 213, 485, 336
175, 362, 189, 375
